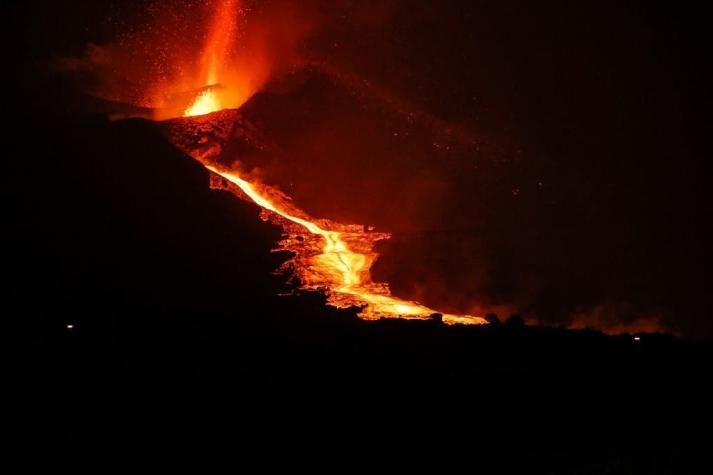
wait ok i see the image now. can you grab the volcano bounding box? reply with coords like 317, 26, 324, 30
158, 74, 491, 324
8, 0, 713, 455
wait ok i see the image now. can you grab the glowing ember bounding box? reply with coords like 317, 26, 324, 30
184, 88, 221, 117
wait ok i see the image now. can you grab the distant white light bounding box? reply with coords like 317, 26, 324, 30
66, 324, 74, 330
633, 336, 641, 341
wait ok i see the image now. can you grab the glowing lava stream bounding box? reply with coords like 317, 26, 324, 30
205, 164, 486, 325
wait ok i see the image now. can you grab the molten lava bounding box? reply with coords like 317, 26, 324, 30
202, 162, 485, 325
181, 1, 239, 117
184, 87, 221, 117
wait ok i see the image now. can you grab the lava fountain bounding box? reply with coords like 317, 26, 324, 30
184, 87, 221, 117
182, 0, 237, 117
163, 1, 486, 325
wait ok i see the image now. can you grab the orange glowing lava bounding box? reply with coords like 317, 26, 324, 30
181, 1, 240, 117
184, 88, 221, 117
205, 164, 486, 325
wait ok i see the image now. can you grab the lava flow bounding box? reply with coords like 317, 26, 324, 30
160, 0, 485, 325
203, 162, 485, 325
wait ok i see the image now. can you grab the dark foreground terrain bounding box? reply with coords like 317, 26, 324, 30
7, 110, 713, 460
